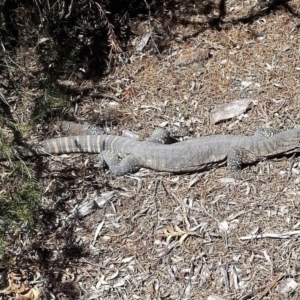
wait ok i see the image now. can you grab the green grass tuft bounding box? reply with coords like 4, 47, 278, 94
0, 159, 42, 256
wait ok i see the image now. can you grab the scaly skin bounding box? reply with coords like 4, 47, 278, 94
13, 127, 300, 177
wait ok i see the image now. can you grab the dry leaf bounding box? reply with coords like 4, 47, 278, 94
277, 278, 298, 296
136, 33, 151, 51
122, 86, 136, 101
210, 99, 258, 124
16, 287, 41, 300
207, 295, 226, 300
175, 48, 210, 66
164, 221, 201, 245
179, 233, 189, 245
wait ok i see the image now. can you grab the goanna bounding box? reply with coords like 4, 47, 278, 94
6, 127, 300, 178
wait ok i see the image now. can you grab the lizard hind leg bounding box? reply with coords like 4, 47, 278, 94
227, 147, 259, 179
98, 150, 141, 176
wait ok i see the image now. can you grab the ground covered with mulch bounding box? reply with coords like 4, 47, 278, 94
1, 0, 300, 299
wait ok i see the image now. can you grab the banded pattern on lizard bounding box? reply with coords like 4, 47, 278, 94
57, 121, 105, 136
57, 121, 181, 143
12, 127, 300, 178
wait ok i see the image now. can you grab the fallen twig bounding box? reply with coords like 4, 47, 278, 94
240, 230, 300, 240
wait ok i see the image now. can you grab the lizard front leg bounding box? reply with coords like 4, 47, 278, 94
147, 128, 185, 144
227, 147, 260, 178
254, 128, 283, 138
147, 128, 173, 144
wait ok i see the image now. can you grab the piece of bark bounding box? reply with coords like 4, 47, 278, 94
210, 99, 258, 124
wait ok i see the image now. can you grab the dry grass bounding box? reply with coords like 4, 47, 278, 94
1, 0, 300, 299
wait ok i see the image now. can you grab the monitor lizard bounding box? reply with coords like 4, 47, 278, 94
7, 127, 300, 178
